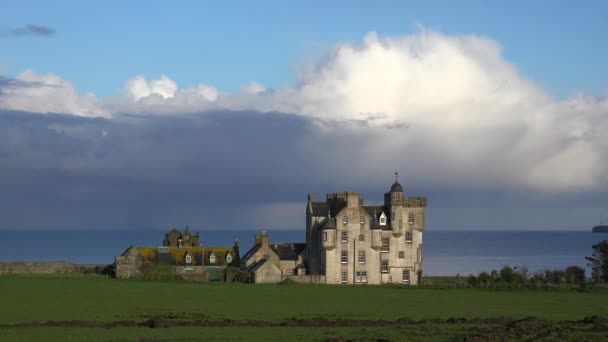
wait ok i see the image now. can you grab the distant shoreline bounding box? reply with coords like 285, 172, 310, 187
592, 226, 608, 233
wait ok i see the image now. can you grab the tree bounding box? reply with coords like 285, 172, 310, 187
564, 266, 585, 285
499, 266, 515, 283
586, 240, 608, 283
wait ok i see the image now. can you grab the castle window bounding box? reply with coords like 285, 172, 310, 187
358, 251, 366, 264
342, 215, 348, 224
381, 238, 389, 252
399, 220, 402, 228
360, 215, 365, 224
381, 260, 389, 273
226, 253, 233, 263
323, 231, 327, 241
405, 232, 412, 243
402, 270, 410, 283
341, 231, 348, 243
185, 254, 192, 264
398, 251, 405, 259
287, 269, 294, 276
209, 253, 216, 264
341, 250, 348, 264
409, 213, 415, 225
359, 234, 364, 242
341, 271, 348, 283
356, 271, 367, 283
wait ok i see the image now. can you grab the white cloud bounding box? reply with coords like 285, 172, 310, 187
124, 75, 178, 101
1, 30, 608, 192
0, 69, 109, 118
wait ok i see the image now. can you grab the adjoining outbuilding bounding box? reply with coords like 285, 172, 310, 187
114, 228, 239, 281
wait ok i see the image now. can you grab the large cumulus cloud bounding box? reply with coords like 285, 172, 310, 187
1, 30, 608, 230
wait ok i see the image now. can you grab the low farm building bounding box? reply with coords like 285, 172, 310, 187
240, 230, 307, 283
114, 228, 239, 281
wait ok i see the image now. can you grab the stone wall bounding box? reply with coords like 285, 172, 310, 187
0, 262, 108, 275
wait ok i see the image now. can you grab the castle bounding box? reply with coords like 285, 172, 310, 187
241, 174, 427, 284
305, 175, 427, 285
114, 175, 427, 285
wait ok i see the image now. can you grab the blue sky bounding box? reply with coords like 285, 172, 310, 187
1, 1, 607, 98
1, 1, 608, 231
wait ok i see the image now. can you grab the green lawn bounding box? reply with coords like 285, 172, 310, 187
0, 275, 607, 341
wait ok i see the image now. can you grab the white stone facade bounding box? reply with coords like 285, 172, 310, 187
306, 179, 426, 285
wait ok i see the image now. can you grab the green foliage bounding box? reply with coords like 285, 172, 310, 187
465, 265, 589, 289
223, 266, 251, 283
564, 266, 585, 285
586, 240, 608, 283
277, 277, 297, 285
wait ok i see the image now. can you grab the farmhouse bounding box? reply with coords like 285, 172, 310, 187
114, 228, 239, 281
240, 230, 306, 283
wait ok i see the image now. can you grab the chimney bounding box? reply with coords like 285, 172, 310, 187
260, 230, 269, 247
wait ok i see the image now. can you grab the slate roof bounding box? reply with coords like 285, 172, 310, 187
310, 202, 329, 217
248, 258, 269, 273
240, 244, 262, 264
270, 243, 306, 261
390, 181, 404, 192
362, 205, 385, 219
320, 217, 336, 230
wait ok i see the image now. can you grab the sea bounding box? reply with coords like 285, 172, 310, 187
0, 230, 605, 276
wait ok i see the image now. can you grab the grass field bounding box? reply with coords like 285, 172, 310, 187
1, 275, 607, 341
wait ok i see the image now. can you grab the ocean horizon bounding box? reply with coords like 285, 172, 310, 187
1, 229, 604, 276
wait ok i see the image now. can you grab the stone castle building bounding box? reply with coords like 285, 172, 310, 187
306, 175, 427, 285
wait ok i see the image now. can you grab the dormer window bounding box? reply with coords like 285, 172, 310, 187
209, 253, 216, 264
226, 253, 233, 263
185, 254, 192, 264
379, 212, 387, 225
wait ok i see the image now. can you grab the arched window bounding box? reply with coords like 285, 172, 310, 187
226, 253, 233, 263
209, 253, 216, 264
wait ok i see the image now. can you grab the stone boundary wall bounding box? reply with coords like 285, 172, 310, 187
282, 274, 326, 284
0, 262, 109, 275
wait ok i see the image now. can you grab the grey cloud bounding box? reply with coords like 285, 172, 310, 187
1, 24, 55, 37
1, 109, 607, 231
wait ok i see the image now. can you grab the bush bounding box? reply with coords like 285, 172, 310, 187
224, 267, 252, 283
277, 278, 297, 285
564, 266, 585, 285
500, 266, 515, 283
466, 265, 588, 289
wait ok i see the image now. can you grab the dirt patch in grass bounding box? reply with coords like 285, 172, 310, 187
463, 316, 608, 341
